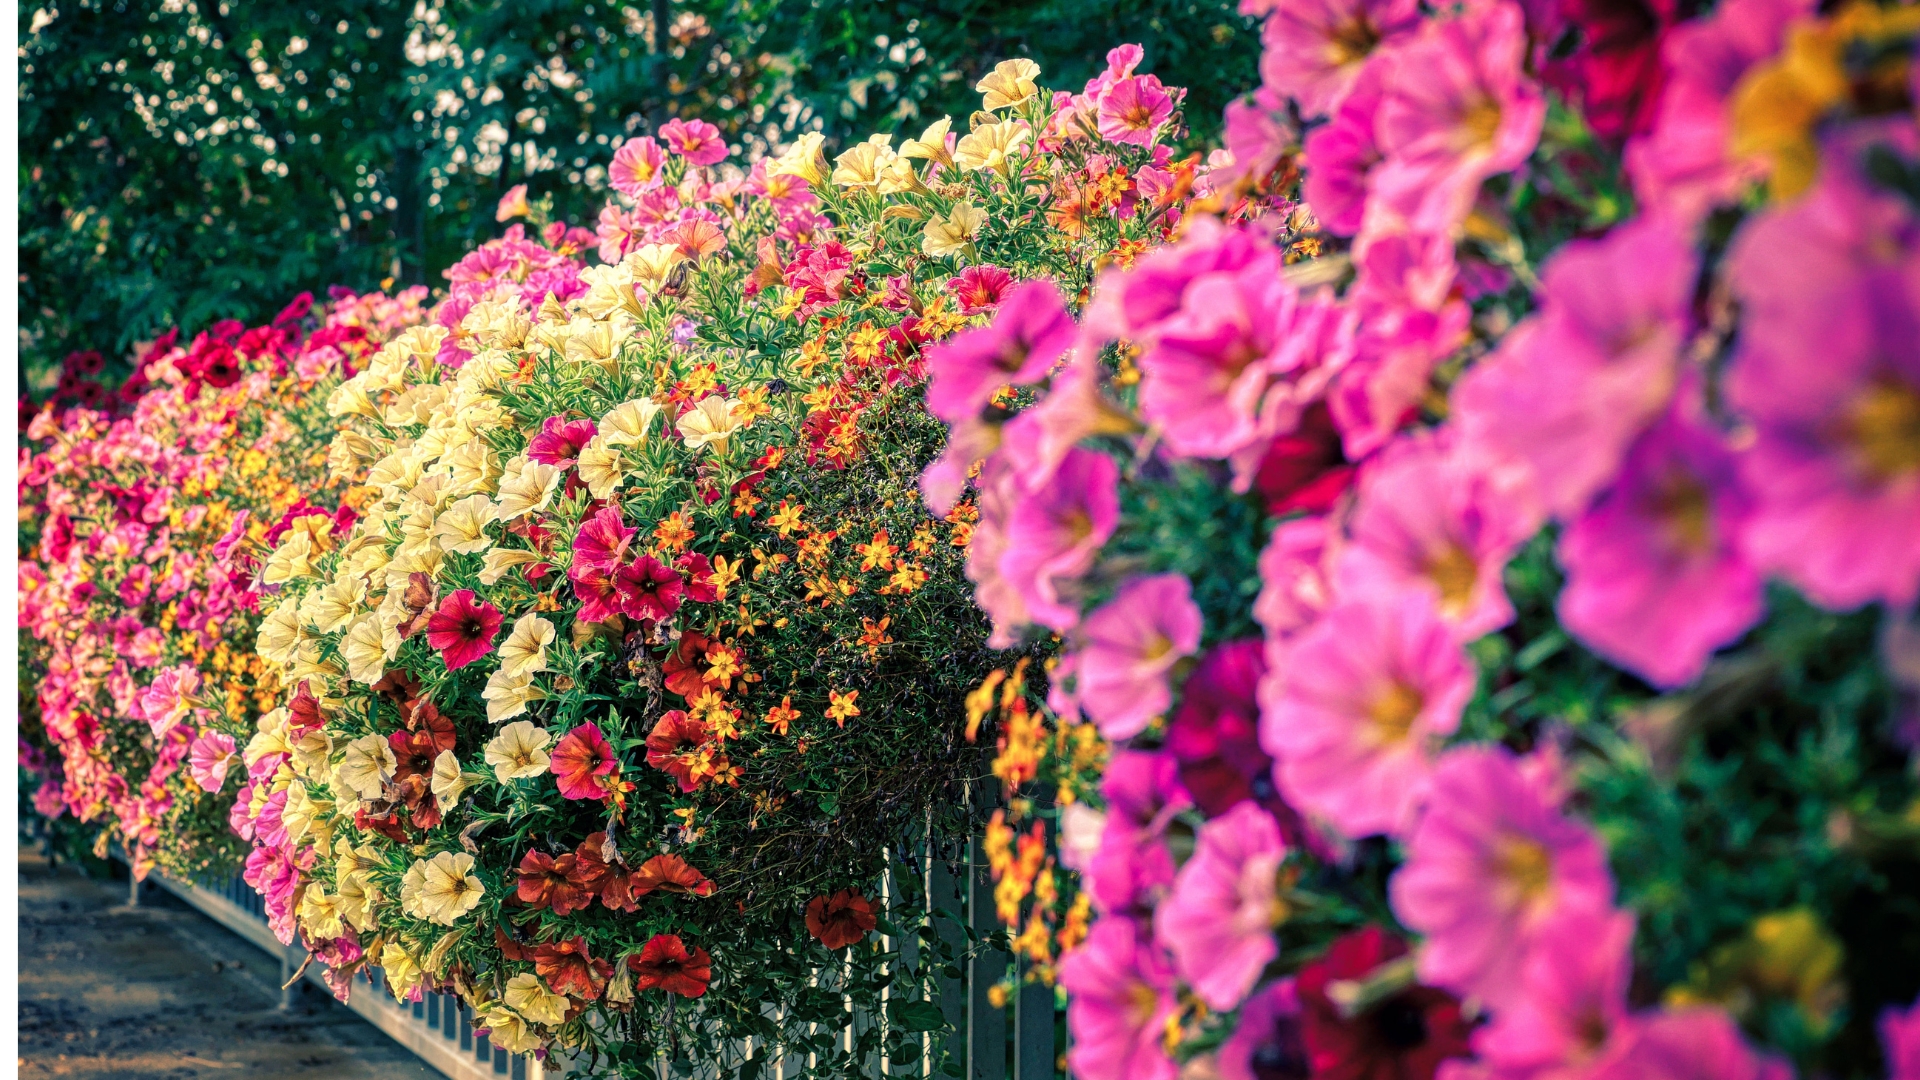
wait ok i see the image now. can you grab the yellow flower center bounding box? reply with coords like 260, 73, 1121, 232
1328, 14, 1383, 66
1127, 981, 1162, 1027
1647, 472, 1715, 556
1841, 375, 1920, 482
1424, 544, 1479, 615
1493, 834, 1553, 908
1461, 98, 1504, 150
1368, 682, 1425, 742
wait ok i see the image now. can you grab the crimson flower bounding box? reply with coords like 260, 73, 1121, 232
572, 506, 636, 572
947, 264, 1015, 315
549, 722, 620, 801
616, 554, 685, 621
569, 562, 624, 624
805, 890, 877, 950
645, 711, 710, 794
628, 934, 712, 998
526, 414, 599, 468
1251, 402, 1354, 517
424, 590, 502, 671
515, 849, 593, 916
1296, 926, 1471, 1080
677, 552, 718, 603
533, 935, 612, 1001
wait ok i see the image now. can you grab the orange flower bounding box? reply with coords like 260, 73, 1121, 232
764, 696, 799, 735
652, 511, 695, 553
805, 890, 876, 950
826, 689, 861, 727
630, 853, 715, 898
768, 500, 805, 538
856, 529, 897, 572
857, 617, 893, 658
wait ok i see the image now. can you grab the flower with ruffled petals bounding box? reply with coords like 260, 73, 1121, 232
425, 590, 502, 672
1058, 918, 1180, 1080
1296, 926, 1472, 1080
660, 118, 729, 165
610, 136, 666, 197
526, 414, 598, 469
629, 934, 712, 998
495, 183, 531, 221
534, 935, 613, 1000
1072, 574, 1203, 740
806, 889, 877, 949
1468, 907, 1638, 1078
550, 722, 620, 801
616, 554, 685, 622
996, 447, 1120, 633
1097, 76, 1175, 146
1258, 0, 1420, 117
188, 731, 238, 794
644, 710, 710, 793
947, 265, 1015, 315
572, 507, 637, 574
486, 720, 552, 782
1154, 801, 1286, 1010
927, 280, 1077, 424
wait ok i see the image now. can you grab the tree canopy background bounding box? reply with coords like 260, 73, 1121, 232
19, 0, 1258, 395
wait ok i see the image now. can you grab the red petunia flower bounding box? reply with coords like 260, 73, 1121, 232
569, 562, 625, 624
616, 554, 685, 622
572, 506, 636, 573
947, 264, 1015, 315
644, 710, 710, 793
1251, 402, 1354, 518
526, 414, 599, 469
630, 854, 715, 898
424, 589, 503, 671
550, 722, 620, 801
533, 935, 613, 1001
515, 849, 594, 916
660, 632, 718, 700
805, 890, 877, 950
676, 552, 718, 603
628, 934, 712, 998
1296, 926, 1471, 1080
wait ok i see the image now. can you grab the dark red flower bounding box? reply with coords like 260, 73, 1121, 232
550, 722, 620, 801
199, 344, 243, 388
515, 849, 594, 916
1252, 403, 1354, 517
645, 710, 710, 794
273, 291, 314, 328
616, 554, 684, 622
676, 552, 718, 603
628, 934, 712, 998
1166, 639, 1306, 852
533, 935, 612, 1001
526, 414, 599, 468
1546, 0, 1676, 141
1296, 927, 1471, 1080
424, 589, 503, 671
388, 728, 440, 781
63, 350, 105, 377
805, 890, 877, 950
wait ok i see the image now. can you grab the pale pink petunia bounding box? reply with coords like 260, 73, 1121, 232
962, 458, 1031, 648
1153, 801, 1286, 1010
996, 448, 1120, 634
1073, 574, 1204, 740
1336, 431, 1535, 641
925, 279, 1077, 423
138, 665, 201, 737
1390, 746, 1616, 1012
1097, 76, 1175, 147
1468, 906, 1638, 1078
1558, 392, 1763, 688
1256, 0, 1420, 117
1262, 588, 1475, 838
495, 184, 531, 222
659, 118, 730, 166
920, 411, 1005, 517
1217, 88, 1295, 191
1253, 514, 1337, 713
1058, 918, 1180, 1080
188, 731, 238, 794
1368, 1, 1546, 234
1452, 217, 1698, 519
1330, 230, 1470, 458
1586, 1007, 1794, 1080
1881, 994, 1920, 1080
610, 137, 667, 197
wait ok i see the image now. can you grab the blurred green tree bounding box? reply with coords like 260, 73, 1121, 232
19, 0, 1255, 393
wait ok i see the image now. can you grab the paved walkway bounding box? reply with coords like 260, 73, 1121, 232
18, 848, 437, 1079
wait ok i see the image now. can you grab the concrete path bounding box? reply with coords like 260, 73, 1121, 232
18, 848, 437, 1079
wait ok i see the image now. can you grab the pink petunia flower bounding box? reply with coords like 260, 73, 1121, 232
1256, 0, 1421, 117
946, 265, 1016, 315
569, 562, 625, 624
925, 279, 1077, 423
573, 506, 638, 573
1096, 76, 1175, 147
1072, 574, 1204, 740
1557, 391, 1763, 688
1723, 148, 1920, 610
1216, 88, 1294, 192
1086, 751, 1191, 915
1586, 1007, 1794, 1080
1254, 515, 1337, 713
495, 183, 531, 222
610, 136, 667, 197
1881, 994, 1920, 1080
550, 722, 620, 801
1216, 980, 1306, 1080
1153, 801, 1286, 1010
1058, 918, 1180, 1080
1467, 906, 1638, 1077
425, 590, 504, 671
1302, 64, 1386, 237
1390, 745, 1615, 1012
138, 664, 201, 737
1335, 431, 1535, 641
616, 554, 686, 623
526, 414, 599, 469
996, 447, 1120, 634
660, 118, 729, 166
188, 731, 238, 795
1453, 217, 1698, 519
1368, 1, 1546, 234
1262, 588, 1474, 839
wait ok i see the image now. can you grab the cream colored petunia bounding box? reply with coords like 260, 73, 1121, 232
497, 614, 556, 680
922, 201, 986, 257
900, 117, 955, 167
954, 118, 1032, 174
432, 494, 499, 555
600, 398, 662, 447
479, 1006, 544, 1054
976, 58, 1041, 110
831, 134, 897, 190
337, 871, 379, 933
341, 614, 395, 685
482, 669, 543, 724
289, 727, 335, 781
380, 942, 426, 1000
579, 263, 643, 321
768, 131, 828, 185
411, 851, 485, 927
576, 435, 626, 501
334, 836, 384, 879
384, 383, 448, 428
326, 378, 382, 420
327, 430, 386, 482
485, 721, 552, 781
260, 530, 316, 587
676, 395, 746, 455
503, 974, 571, 1026
297, 574, 365, 634
478, 548, 543, 587
430, 750, 473, 812
298, 887, 346, 940
280, 781, 316, 847
366, 443, 433, 492
243, 708, 292, 768
877, 154, 929, 196
255, 602, 305, 666
624, 244, 686, 296
445, 437, 501, 497
390, 324, 451, 364
562, 318, 619, 371
334, 733, 396, 800
395, 502, 438, 559
493, 456, 562, 521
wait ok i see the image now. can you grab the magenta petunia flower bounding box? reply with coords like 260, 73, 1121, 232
1254, 515, 1337, 694
1057, 918, 1180, 1080
1096, 75, 1175, 146
1216, 980, 1306, 1080
1217, 88, 1293, 192
1086, 751, 1191, 915
569, 561, 625, 624
1390, 745, 1615, 1012
610, 136, 667, 197
1881, 994, 1920, 1080
1453, 217, 1698, 519
1468, 906, 1638, 1076
1154, 801, 1286, 1010
946, 264, 1016, 315
573, 506, 637, 573
660, 117, 729, 165
616, 554, 686, 623
188, 731, 238, 794
1256, 0, 1420, 117
997, 447, 1120, 633
425, 589, 504, 671
962, 458, 1031, 647
1335, 431, 1535, 641
925, 279, 1076, 423
526, 414, 599, 469
550, 722, 620, 801
1557, 393, 1763, 688
1301, 64, 1385, 237
1723, 157, 1920, 610
1072, 574, 1204, 740
1168, 640, 1295, 830
1586, 1007, 1794, 1080
1262, 588, 1474, 839
1368, 1, 1546, 233
1331, 231, 1470, 458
